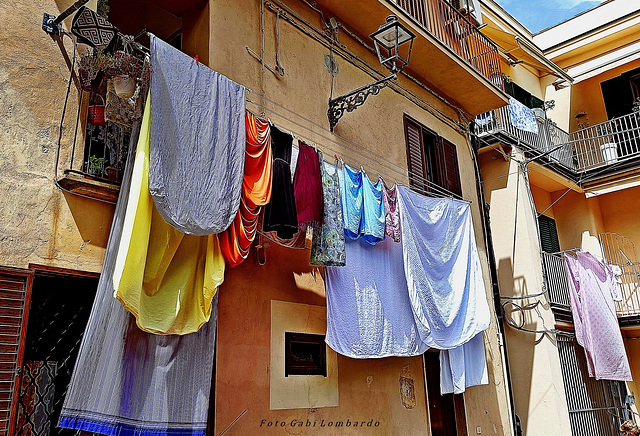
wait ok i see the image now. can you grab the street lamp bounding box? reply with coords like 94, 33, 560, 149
328, 15, 415, 132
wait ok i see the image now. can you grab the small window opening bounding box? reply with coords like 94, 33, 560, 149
285, 332, 327, 377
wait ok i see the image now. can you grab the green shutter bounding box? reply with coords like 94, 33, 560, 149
538, 214, 560, 253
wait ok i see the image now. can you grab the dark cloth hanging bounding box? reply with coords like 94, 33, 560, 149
293, 141, 323, 229
71, 6, 118, 48
263, 126, 298, 239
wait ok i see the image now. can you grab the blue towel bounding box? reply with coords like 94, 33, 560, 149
149, 35, 246, 235
339, 163, 385, 244
507, 98, 538, 134
325, 237, 429, 358
396, 185, 490, 349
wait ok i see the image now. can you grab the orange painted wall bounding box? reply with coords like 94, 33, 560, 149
215, 242, 429, 435
569, 58, 640, 132
599, 185, 640, 252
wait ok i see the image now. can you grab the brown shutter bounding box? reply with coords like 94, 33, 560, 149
404, 118, 427, 193
437, 139, 462, 197
0, 267, 33, 435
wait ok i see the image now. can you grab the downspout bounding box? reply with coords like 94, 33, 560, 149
468, 123, 519, 436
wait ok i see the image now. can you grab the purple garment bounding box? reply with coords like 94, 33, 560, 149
382, 181, 400, 243
564, 251, 631, 381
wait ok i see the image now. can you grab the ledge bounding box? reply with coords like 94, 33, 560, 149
57, 171, 120, 203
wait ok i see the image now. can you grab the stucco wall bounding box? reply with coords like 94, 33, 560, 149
551, 190, 604, 251
479, 147, 572, 436
569, 58, 640, 131
208, 0, 513, 434
599, 185, 640, 251
3, 0, 515, 433
0, 0, 112, 273
215, 242, 430, 435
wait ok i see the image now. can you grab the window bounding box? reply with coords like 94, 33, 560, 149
538, 214, 560, 254
504, 81, 544, 110
404, 116, 462, 197
601, 66, 640, 119
284, 332, 327, 377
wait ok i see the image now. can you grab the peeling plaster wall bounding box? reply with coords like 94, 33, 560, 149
0, 0, 112, 273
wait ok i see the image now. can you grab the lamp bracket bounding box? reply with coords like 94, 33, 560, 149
328, 74, 396, 132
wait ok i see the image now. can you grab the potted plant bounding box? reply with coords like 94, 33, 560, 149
88, 155, 107, 178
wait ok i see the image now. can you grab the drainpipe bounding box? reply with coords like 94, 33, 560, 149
468, 122, 519, 436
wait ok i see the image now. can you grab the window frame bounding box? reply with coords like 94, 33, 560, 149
284, 332, 327, 377
404, 115, 463, 197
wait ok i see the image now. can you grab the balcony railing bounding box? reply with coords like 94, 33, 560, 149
475, 106, 575, 169
571, 112, 640, 172
542, 248, 640, 318
394, 0, 503, 88
477, 107, 640, 174
542, 251, 571, 309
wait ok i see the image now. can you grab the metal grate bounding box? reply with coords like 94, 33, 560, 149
14, 274, 97, 435
557, 335, 630, 436
541, 251, 571, 309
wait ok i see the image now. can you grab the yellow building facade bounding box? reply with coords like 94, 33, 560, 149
0, 0, 522, 434
477, 1, 640, 434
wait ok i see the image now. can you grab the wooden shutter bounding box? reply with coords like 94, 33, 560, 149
435, 139, 462, 197
405, 118, 428, 193
538, 214, 560, 254
0, 267, 33, 435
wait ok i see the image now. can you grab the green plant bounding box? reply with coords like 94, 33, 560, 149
88, 155, 107, 177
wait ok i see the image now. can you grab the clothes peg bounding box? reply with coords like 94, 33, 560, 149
194, 55, 199, 65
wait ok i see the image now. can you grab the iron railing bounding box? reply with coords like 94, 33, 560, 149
542, 251, 571, 309
571, 112, 640, 172
477, 108, 640, 174
557, 335, 630, 436
394, 0, 503, 88
599, 232, 640, 317
543, 246, 640, 318
475, 106, 575, 169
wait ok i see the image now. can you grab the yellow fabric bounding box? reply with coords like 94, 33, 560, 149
113, 97, 225, 335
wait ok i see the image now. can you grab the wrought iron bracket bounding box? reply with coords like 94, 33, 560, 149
328, 74, 396, 132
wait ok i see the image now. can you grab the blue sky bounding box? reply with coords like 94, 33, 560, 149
495, 0, 604, 33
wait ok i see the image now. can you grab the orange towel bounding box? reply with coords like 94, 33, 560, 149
221, 112, 272, 266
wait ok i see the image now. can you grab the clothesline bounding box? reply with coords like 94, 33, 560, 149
245, 96, 469, 203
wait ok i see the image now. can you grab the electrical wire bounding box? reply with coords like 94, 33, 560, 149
245, 94, 469, 202
263, 0, 468, 134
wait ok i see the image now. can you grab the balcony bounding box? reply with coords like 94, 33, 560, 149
571, 112, 640, 172
394, 0, 503, 88
475, 105, 575, 169
476, 108, 640, 175
541, 233, 640, 319
317, 0, 507, 115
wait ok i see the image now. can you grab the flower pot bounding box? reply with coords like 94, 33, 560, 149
600, 142, 618, 165
105, 166, 117, 182
113, 75, 136, 98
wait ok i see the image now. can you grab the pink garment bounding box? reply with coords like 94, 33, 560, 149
564, 251, 631, 381
382, 180, 401, 243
